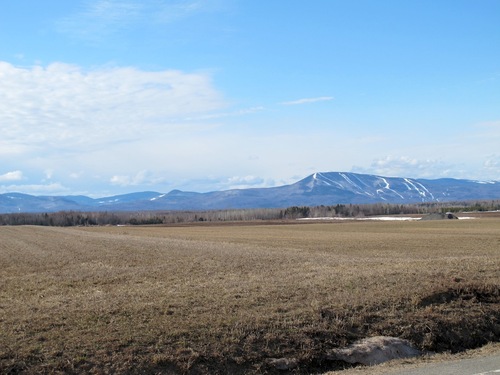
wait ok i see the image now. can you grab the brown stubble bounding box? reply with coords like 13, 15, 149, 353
1, 218, 499, 373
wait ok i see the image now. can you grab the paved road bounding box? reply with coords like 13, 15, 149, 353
391, 354, 500, 375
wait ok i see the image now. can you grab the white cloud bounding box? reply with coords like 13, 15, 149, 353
483, 155, 500, 179
0, 171, 23, 182
110, 170, 164, 187
352, 156, 457, 179
0, 61, 225, 150
484, 155, 499, 169
0, 60, 228, 195
280, 96, 334, 106
110, 175, 134, 186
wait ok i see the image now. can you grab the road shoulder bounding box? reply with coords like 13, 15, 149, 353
326, 342, 500, 375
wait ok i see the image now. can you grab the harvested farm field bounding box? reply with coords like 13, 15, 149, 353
1, 217, 499, 374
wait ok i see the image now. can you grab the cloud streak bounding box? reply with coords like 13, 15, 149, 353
56, 0, 142, 42
185, 106, 265, 121
56, 0, 216, 43
280, 96, 334, 106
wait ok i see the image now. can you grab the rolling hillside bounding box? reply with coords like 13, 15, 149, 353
1, 172, 499, 213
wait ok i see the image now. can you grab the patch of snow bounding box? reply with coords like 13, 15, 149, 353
351, 174, 370, 186
380, 177, 390, 189
404, 178, 431, 198
327, 336, 421, 366
415, 181, 434, 199
317, 172, 343, 188
150, 194, 166, 201
366, 216, 420, 221
296, 216, 477, 221
404, 178, 425, 196
335, 173, 373, 197
379, 177, 405, 199
297, 216, 420, 221
473, 180, 496, 184
339, 173, 361, 190
98, 198, 120, 204
375, 189, 388, 200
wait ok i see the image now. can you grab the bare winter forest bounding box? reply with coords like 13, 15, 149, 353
1, 200, 500, 226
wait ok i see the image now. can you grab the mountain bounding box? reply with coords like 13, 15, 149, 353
1, 172, 499, 213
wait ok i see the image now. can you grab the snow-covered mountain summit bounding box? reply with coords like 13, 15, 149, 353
293, 172, 499, 204
299, 172, 436, 201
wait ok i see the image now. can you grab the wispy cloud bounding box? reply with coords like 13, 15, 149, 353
152, 0, 214, 24
280, 96, 334, 106
185, 106, 265, 121
56, 0, 142, 41
0, 171, 23, 182
55, 0, 216, 43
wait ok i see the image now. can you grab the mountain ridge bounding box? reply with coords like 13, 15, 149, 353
1, 172, 499, 213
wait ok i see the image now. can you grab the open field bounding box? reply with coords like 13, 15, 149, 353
1, 217, 499, 373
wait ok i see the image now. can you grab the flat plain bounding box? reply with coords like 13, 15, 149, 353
1, 216, 499, 374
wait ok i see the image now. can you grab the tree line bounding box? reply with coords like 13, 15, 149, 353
0, 200, 499, 226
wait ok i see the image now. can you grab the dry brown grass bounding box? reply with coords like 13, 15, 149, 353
1, 217, 499, 374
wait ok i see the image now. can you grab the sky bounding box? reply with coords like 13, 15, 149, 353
1, 0, 499, 197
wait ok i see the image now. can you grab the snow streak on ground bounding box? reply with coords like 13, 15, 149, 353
297, 216, 476, 221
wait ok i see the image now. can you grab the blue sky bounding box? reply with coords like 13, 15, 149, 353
1, 0, 499, 196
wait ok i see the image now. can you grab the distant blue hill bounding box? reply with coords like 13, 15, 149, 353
1, 172, 499, 213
